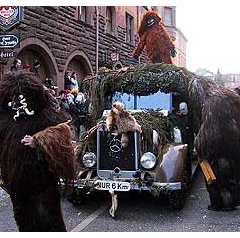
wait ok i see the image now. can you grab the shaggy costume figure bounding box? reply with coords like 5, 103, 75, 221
189, 76, 240, 211
0, 71, 75, 231
106, 102, 141, 148
106, 102, 141, 134
132, 10, 176, 64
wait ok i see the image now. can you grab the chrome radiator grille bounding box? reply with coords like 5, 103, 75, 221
97, 128, 140, 178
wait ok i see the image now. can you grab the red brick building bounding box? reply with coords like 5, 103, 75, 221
217, 73, 240, 90
0, 6, 186, 90
175, 28, 187, 67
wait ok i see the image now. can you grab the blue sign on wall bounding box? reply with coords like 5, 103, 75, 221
0, 6, 24, 31
0, 34, 19, 48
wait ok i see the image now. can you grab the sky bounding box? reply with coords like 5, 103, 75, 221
176, 1, 240, 74
4, 1, 240, 74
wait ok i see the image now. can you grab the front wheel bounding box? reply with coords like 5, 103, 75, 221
169, 158, 192, 210
67, 187, 87, 205
169, 188, 186, 210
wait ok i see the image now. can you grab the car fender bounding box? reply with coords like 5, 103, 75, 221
152, 143, 188, 183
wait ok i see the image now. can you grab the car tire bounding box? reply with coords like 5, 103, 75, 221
67, 187, 86, 206
169, 189, 186, 210
169, 158, 192, 210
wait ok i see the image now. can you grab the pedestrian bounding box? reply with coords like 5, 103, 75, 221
66, 88, 80, 140
69, 72, 79, 90
67, 88, 90, 139
64, 71, 71, 90
58, 89, 70, 113
10, 58, 21, 72
44, 77, 59, 110
0, 71, 75, 231
175, 101, 190, 144
44, 76, 58, 90
31, 59, 41, 78
22, 62, 31, 72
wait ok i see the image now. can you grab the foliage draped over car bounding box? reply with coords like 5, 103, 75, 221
83, 63, 194, 122
75, 63, 200, 163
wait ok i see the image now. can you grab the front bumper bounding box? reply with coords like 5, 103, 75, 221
72, 178, 182, 192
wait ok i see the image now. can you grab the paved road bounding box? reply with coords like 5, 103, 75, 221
1, 169, 240, 232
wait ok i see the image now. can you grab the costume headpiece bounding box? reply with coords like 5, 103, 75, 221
23, 63, 31, 69
71, 88, 78, 94
65, 89, 71, 94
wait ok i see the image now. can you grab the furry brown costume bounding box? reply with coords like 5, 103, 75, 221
106, 102, 141, 134
189, 76, 240, 211
0, 71, 75, 231
132, 10, 176, 64
106, 102, 141, 148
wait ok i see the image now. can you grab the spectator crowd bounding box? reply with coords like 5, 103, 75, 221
10, 58, 90, 141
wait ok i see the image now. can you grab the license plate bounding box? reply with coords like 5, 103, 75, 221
95, 180, 131, 191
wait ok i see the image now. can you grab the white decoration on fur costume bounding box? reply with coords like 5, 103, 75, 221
8, 94, 35, 121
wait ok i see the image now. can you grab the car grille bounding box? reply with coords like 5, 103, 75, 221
97, 128, 140, 179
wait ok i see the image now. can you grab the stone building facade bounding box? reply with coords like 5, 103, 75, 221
0, 6, 186, 90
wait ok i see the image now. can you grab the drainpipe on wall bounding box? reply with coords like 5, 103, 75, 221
95, 6, 99, 75
134, 6, 141, 109
137, 6, 141, 65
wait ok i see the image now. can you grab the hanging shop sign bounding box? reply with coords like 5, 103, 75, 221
0, 34, 19, 49
0, 6, 24, 31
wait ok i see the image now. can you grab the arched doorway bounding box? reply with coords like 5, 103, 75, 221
64, 51, 93, 89
7, 37, 59, 85
18, 46, 56, 84
67, 57, 88, 88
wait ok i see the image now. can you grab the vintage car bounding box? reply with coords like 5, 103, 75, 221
65, 63, 199, 217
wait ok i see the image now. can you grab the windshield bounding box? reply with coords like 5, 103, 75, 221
112, 91, 172, 111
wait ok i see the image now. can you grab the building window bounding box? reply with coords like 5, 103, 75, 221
126, 13, 134, 44
106, 7, 113, 34
164, 7, 172, 26
79, 6, 87, 22
151, 6, 157, 11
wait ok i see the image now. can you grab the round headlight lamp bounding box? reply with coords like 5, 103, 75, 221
140, 152, 157, 169
82, 152, 97, 168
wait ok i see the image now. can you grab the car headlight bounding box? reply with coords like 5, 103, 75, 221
140, 152, 157, 169
82, 152, 97, 168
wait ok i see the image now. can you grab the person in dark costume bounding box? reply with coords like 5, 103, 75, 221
10, 58, 22, 72
234, 86, 240, 95
0, 71, 75, 231
189, 76, 240, 211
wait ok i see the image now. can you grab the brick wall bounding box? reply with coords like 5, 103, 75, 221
0, 6, 182, 88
